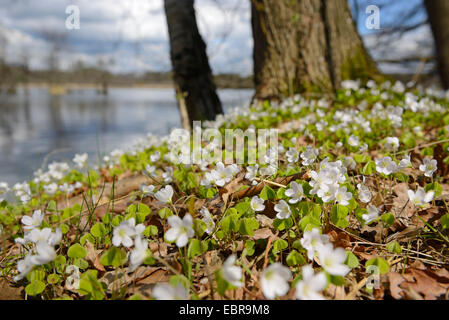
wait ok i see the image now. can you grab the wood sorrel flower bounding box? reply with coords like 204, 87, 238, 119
222, 254, 243, 287
250, 196, 265, 212
274, 200, 291, 219
285, 181, 304, 204
155, 185, 174, 204
260, 263, 291, 299
129, 236, 150, 271
165, 214, 194, 248
300, 228, 330, 260
419, 158, 437, 177
295, 265, 327, 300
362, 205, 379, 224
112, 218, 143, 248
408, 187, 434, 206
317, 244, 350, 276
21, 210, 44, 231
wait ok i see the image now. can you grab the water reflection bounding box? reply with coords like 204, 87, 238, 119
0, 87, 253, 184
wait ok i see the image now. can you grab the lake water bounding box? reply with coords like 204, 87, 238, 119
0, 87, 253, 184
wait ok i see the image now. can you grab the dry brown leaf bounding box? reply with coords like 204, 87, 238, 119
388, 272, 406, 299
252, 227, 275, 240
401, 268, 449, 299
149, 241, 168, 258
84, 241, 106, 272
0, 278, 23, 300
387, 267, 449, 300
255, 214, 273, 228
127, 267, 171, 298
392, 183, 415, 223
100, 266, 169, 295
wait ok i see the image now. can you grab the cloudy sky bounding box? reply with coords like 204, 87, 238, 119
0, 0, 434, 75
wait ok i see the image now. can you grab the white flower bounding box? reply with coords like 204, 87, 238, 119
274, 200, 291, 219
140, 184, 155, 197
200, 207, 215, 234
112, 218, 143, 248
14, 254, 35, 281
43, 183, 58, 195
357, 183, 371, 203
48, 162, 70, 180
153, 282, 188, 300
317, 184, 337, 203
413, 126, 422, 134
129, 236, 150, 272
222, 255, 243, 287
398, 154, 411, 169
260, 263, 292, 299
295, 265, 327, 300
26, 227, 61, 246
285, 181, 304, 204
419, 158, 437, 177
317, 244, 350, 276
13, 182, 31, 204
334, 186, 352, 206
384, 137, 399, 152
375, 157, 398, 175
286, 148, 299, 163
200, 171, 215, 188
144, 164, 157, 177
31, 241, 56, 265
342, 156, 356, 170
348, 135, 360, 147
250, 196, 265, 212
155, 185, 174, 204
245, 164, 259, 181
162, 167, 173, 183
150, 151, 161, 162
211, 162, 233, 187
358, 143, 368, 153
59, 183, 75, 195
21, 210, 44, 231
362, 205, 379, 224
408, 187, 434, 206
165, 214, 194, 248
300, 146, 318, 166
0, 182, 9, 194
300, 228, 330, 260
73, 153, 88, 169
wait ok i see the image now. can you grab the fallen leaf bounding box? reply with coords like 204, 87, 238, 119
252, 227, 275, 240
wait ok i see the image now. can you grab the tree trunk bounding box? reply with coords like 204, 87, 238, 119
251, 0, 380, 100
424, 0, 449, 90
164, 0, 223, 130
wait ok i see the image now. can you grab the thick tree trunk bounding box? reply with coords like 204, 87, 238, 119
164, 0, 223, 130
424, 0, 449, 90
251, 0, 380, 100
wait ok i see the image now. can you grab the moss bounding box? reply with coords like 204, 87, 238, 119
340, 46, 385, 84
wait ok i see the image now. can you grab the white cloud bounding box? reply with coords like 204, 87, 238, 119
363, 24, 434, 73
0, 0, 252, 74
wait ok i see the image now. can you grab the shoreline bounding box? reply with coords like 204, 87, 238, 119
9, 82, 254, 90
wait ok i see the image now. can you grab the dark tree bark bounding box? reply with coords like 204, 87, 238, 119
164, 0, 223, 130
424, 0, 449, 90
251, 0, 380, 100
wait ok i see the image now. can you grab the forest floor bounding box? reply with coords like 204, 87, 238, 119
0, 80, 449, 300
